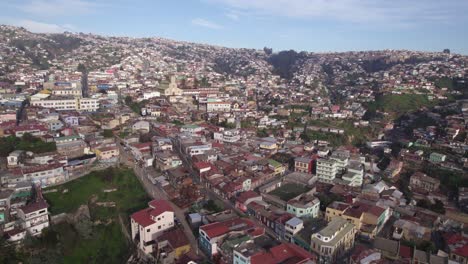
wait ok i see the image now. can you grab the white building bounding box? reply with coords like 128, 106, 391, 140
130, 200, 175, 255
31, 98, 99, 112
185, 143, 212, 157
7, 150, 25, 167
342, 162, 364, 187
51, 88, 82, 97
206, 101, 231, 113
143, 91, 160, 100
316, 158, 338, 183
132, 120, 150, 133
3, 163, 67, 187
284, 217, 304, 242
180, 124, 204, 135
213, 129, 241, 143
17, 191, 49, 237
45, 119, 64, 131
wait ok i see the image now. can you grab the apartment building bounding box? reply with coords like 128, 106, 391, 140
341, 162, 364, 187
409, 172, 440, 192
130, 200, 175, 255
31, 97, 99, 112
294, 157, 313, 174
206, 101, 232, 112
284, 217, 304, 242
213, 129, 241, 143
310, 217, 356, 263
286, 193, 320, 218
316, 158, 338, 183
51, 88, 82, 97
17, 188, 49, 237
326, 202, 389, 239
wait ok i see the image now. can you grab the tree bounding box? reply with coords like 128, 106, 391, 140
263, 47, 273, 55
257, 129, 269, 138
0, 237, 25, 264
77, 63, 87, 73
417, 199, 445, 214
317, 193, 344, 211
103, 129, 113, 138
124, 96, 132, 105
0, 136, 20, 157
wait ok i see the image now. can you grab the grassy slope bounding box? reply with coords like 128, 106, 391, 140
367, 94, 437, 117
39, 167, 150, 264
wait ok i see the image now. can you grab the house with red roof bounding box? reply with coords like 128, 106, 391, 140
17, 185, 49, 238
445, 233, 468, 264
235, 191, 262, 212
341, 202, 390, 239
198, 218, 263, 258
8, 123, 48, 137
130, 200, 175, 255
233, 242, 317, 264
193, 161, 212, 176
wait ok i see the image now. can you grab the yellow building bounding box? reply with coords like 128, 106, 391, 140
95, 146, 119, 160
157, 228, 191, 259
339, 202, 389, 239
310, 217, 356, 263
325, 201, 350, 221
268, 159, 286, 176
259, 141, 278, 150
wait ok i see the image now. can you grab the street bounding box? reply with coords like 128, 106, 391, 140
116, 136, 202, 257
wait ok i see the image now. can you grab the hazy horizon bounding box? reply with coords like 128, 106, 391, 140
1, 0, 468, 54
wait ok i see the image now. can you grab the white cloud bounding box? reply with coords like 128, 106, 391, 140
14, 19, 75, 33
191, 18, 223, 29
208, 0, 467, 25
17, 0, 96, 16
225, 12, 239, 20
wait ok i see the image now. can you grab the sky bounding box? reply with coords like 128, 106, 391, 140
1, 0, 468, 54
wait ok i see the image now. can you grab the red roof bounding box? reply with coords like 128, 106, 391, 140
131, 142, 152, 150
131, 208, 155, 227
14, 124, 48, 132
212, 142, 224, 149
251, 243, 316, 264
343, 202, 385, 218
20, 198, 48, 214
237, 191, 261, 204
194, 161, 212, 170
148, 200, 173, 216
158, 228, 190, 249
399, 245, 412, 259
200, 218, 255, 239
131, 200, 173, 227
454, 244, 468, 257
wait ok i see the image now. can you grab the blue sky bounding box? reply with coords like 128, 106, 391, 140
2, 0, 468, 54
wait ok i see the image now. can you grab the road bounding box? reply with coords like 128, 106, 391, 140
116, 136, 202, 257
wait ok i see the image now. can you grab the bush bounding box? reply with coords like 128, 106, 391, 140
103, 129, 114, 138
0, 134, 56, 157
